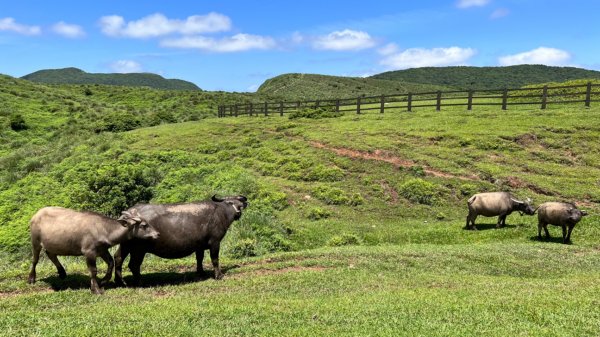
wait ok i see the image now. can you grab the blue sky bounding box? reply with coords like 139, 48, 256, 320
1, 0, 599, 91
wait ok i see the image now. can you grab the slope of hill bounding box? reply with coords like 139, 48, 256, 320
257, 73, 450, 100
371, 65, 600, 90
22, 67, 201, 91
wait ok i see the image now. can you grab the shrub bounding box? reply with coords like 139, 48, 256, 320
327, 233, 362, 247
303, 164, 345, 182
398, 178, 439, 205
229, 238, 257, 258
288, 107, 343, 120
307, 207, 331, 220
312, 185, 364, 206
9, 114, 27, 131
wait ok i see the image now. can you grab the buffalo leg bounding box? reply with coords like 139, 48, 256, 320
543, 224, 551, 239
114, 244, 130, 287
210, 243, 223, 280
46, 251, 66, 279
496, 213, 507, 228
561, 225, 567, 243
99, 250, 114, 286
128, 250, 146, 286
565, 224, 575, 244
537, 221, 544, 240
28, 243, 42, 284
195, 249, 206, 279
86, 256, 102, 294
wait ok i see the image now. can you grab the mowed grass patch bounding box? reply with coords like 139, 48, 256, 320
1, 244, 599, 336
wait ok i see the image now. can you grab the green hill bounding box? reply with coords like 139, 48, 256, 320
371, 65, 600, 90
22, 67, 201, 91
1, 75, 600, 335
257, 73, 450, 100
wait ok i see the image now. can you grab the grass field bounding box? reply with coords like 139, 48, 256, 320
1, 96, 599, 335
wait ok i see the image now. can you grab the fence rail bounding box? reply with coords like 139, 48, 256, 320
217, 82, 599, 118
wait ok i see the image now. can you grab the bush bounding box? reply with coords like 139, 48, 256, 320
307, 207, 331, 220
288, 107, 343, 120
303, 164, 345, 182
398, 178, 439, 205
312, 185, 364, 206
229, 238, 257, 258
9, 114, 27, 131
327, 233, 362, 247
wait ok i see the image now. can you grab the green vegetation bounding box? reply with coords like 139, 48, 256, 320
22, 67, 201, 90
257, 73, 449, 100
1, 71, 600, 335
372, 64, 600, 90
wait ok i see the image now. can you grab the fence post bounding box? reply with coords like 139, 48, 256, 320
541, 86, 548, 109
217, 106, 221, 118
436, 91, 442, 111
407, 93, 412, 112
585, 82, 592, 107
380, 95, 385, 113
279, 102, 284, 116
335, 99, 340, 112
315, 100, 320, 109
502, 89, 508, 110
467, 90, 473, 110
357, 97, 361, 114
234, 104, 238, 117
296, 101, 301, 112
249, 103, 253, 116
264, 102, 268, 116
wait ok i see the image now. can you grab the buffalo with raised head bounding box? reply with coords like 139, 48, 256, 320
114, 195, 248, 286
465, 192, 535, 230
28, 207, 159, 294
537, 202, 588, 244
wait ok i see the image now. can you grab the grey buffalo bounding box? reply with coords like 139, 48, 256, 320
465, 192, 535, 230
28, 207, 159, 294
114, 195, 248, 286
537, 202, 588, 244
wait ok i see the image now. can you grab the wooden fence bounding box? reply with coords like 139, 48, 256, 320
217, 82, 600, 117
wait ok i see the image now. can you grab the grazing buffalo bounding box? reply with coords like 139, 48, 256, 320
114, 195, 248, 286
28, 207, 159, 294
465, 192, 535, 230
537, 202, 588, 244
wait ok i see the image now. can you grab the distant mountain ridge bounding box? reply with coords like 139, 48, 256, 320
22, 67, 201, 91
257, 73, 450, 101
370, 65, 600, 90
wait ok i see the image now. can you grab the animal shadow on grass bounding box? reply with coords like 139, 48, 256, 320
122, 265, 241, 288
41, 274, 117, 292
529, 236, 568, 244
464, 223, 517, 231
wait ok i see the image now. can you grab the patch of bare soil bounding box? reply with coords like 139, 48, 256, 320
309, 141, 479, 181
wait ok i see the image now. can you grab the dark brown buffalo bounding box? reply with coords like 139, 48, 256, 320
114, 195, 247, 286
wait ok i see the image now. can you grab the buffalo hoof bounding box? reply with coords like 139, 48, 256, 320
214, 272, 224, 280
27, 276, 36, 284
91, 287, 104, 295
58, 271, 67, 279
114, 278, 126, 287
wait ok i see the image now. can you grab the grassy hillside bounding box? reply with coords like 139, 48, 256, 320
257, 73, 450, 100
22, 67, 201, 91
371, 65, 600, 90
1, 76, 600, 335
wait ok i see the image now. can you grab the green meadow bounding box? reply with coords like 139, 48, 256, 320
0, 75, 599, 336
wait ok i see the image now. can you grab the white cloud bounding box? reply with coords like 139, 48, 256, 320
99, 12, 231, 38
457, 0, 490, 8
160, 33, 276, 52
109, 60, 143, 73
0, 17, 41, 35
498, 47, 571, 66
52, 21, 85, 38
378, 43, 399, 56
313, 29, 376, 51
490, 8, 510, 19
380, 46, 476, 69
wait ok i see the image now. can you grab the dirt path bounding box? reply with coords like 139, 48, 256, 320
309, 141, 479, 181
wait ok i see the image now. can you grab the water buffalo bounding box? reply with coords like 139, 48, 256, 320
465, 192, 535, 230
113, 195, 248, 286
537, 202, 588, 244
28, 207, 159, 294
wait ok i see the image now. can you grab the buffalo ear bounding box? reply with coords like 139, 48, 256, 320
212, 194, 224, 202
567, 208, 574, 215
118, 211, 141, 227
236, 195, 248, 202
581, 210, 588, 216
